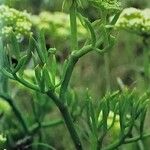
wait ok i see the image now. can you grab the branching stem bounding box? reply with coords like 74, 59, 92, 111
47, 91, 83, 150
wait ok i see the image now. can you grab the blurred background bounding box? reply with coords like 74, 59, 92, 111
0, 0, 150, 149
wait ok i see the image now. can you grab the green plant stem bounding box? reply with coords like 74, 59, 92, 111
41, 119, 63, 128
137, 140, 145, 150
47, 90, 83, 150
75, 44, 93, 58
124, 132, 150, 144
97, 133, 107, 150
0, 94, 29, 134
28, 142, 56, 150
59, 44, 106, 150
59, 55, 78, 101
30, 119, 63, 134
59, 44, 93, 100
70, 0, 78, 51
13, 73, 40, 92
59, 42, 104, 100
134, 125, 145, 150
48, 44, 104, 149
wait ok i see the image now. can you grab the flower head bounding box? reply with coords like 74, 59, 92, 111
0, 5, 32, 40
115, 7, 150, 36
89, 0, 122, 13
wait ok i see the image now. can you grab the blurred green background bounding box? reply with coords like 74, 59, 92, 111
0, 0, 150, 149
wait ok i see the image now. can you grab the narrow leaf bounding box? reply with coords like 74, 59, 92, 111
9, 32, 20, 59
13, 55, 28, 73
43, 65, 54, 91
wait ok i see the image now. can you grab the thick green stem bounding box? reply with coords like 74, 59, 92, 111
134, 125, 145, 150
29, 142, 56, 150
59, 45, 93, 100
13, 73, 40, 92
30, 119, 63, 134
58, 44, 105, 149
59, 44, 108, 150
47, 91, 83, 150
124, 132, 150, 143
70, 1, 78, 51
0, 94, 29, 134
59, 56, 78, 100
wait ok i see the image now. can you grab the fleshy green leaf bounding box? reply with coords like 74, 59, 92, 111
9, 32, 20, 59
13, 55, 28, 73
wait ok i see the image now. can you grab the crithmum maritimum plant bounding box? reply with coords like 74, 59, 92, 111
0, 1, 150, 150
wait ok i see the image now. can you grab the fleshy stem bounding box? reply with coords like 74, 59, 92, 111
0, 94, 29, 134
28, 142, 56, 150
47, 90, 82, 150
60, 3, 96, 147
59, 55, 78, 101
59, 43, 105, 149
59, 42, 104, 100
124, 131, 150, 143
13, 73, 40, 92
30, 119, 63, 134
53, 33, 106, 149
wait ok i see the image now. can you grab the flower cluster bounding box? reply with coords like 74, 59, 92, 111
115, 8, 150, 36
32, 11, 86, 39
0, 5, 32, 40
89, 0, 121, 13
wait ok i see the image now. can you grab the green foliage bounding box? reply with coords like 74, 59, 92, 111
82, 90, 149, 149
0, 1, 150, 150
